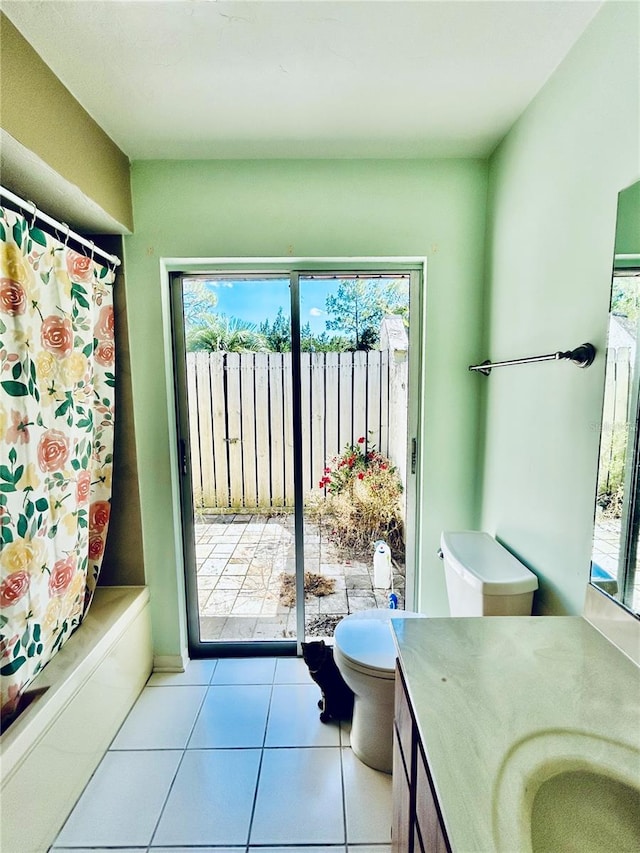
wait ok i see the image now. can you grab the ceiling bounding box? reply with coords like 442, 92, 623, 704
3, 0, 603, 161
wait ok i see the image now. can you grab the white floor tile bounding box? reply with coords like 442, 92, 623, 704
342, 749, 392, 844
265, 684, 340, 747
54, 849, 145, 853
152, 749, 261, 847
254, 848, 346, 853
110, 685, 207, 749
54, 750, 182, 848
347, 846, 392, 852
274, 656, 313, 683
188, 684, 271, 748
251, 748, 344, 845
212, 656, 277, 683
151, 848, 241, 853
147, 658, 217, 685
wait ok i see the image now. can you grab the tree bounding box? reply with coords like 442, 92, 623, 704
324, 278, 409, 349
259, 307, 291, 352
182, 279, 218, 330
186, 315, 268, 353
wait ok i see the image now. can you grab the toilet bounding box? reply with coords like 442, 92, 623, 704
334, 608, 426, 773
333, 531, 539, 773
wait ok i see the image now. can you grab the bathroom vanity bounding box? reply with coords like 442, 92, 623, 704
391, 615, 640, 853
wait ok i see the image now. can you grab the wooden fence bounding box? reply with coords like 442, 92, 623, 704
186, 349, 404, 510
598, 346, 633, 497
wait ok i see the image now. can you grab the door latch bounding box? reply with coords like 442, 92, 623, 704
179, 438, 188, 476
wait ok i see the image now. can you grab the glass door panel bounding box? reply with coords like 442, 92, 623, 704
176, 275, 298, 653
298, 274, 411, 641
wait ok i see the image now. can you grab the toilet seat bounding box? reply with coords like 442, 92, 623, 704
334, 609, 425, 679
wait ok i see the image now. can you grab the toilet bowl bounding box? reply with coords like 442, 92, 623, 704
333, 609, 426, 773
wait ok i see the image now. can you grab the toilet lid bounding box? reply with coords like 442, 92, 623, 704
334, 609, 426, 676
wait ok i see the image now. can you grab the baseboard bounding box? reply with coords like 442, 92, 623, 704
153, 648, 189, 672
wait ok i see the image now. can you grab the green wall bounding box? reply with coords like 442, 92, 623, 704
125, 159, 488, 659
0, 13, 133, 231
480, 1, 639, 614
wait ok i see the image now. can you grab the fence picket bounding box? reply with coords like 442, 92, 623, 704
186, 353, 203, 508
310, 353, 326, 493
282, 353, 294, 506
195, 352, 216, 507
352, 351, 368, 446
300, 352, 312, 494
210, 352, 229, 507
226, 352, 243, 508
240, 354, 258, 507
270, 353, 286, 506
338, 352, 353, 453
254, 353, 271, 506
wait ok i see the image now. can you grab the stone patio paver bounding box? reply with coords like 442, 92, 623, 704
194, 512, 405, 641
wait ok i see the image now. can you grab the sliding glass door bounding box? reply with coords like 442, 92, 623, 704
171, 269, 415, 656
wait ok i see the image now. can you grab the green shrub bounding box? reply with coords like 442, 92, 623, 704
312, 438, 405, 559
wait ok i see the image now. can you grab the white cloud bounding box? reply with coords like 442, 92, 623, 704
309, 307, 324, 317
204, 280, 234, 289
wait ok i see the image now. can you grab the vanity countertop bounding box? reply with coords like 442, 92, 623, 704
391, 616, 640, 853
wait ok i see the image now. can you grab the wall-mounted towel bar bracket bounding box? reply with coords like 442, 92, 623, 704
469, 342, 596, 376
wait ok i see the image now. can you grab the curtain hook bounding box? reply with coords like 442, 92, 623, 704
89, 240, 95, 262
27, 200, 38, 229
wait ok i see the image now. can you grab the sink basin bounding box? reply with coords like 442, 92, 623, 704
493, 730, 640, 852
531, 768, 640, 852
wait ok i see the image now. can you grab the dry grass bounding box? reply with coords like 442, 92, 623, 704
279, 572, 336, 607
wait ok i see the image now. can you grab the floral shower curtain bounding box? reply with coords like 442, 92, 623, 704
0, 205, 115, 724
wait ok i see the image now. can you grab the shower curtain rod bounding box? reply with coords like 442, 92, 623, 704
0, 185, 121, 267
469, 343, 596, 376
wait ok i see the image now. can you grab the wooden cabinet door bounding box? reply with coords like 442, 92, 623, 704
415, 742, 449, 852
391, 725, 412, 853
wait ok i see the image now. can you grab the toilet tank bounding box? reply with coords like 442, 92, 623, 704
440, 531, 538, 616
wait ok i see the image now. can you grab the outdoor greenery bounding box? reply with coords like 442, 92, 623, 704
596, 274, 638, 517
186, 316, 268, 353
310, 437, 405, 559
183, 277, 409, 353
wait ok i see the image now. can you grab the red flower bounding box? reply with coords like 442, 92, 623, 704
357, 472, 365, 480
66, 250, 94, 283
76, 470, 91, 504
324, 467, 331, 474
48, 556, 76, 596
0, 570, 30, 607
88, 533, 105, 560
0, 278, 27, 316
95, 305, 115, 340
95, 340, 115, 367
41, 315, 73, 357
357, 436, 365, 443
37, 429, 70, 472
89, 500, 111, 533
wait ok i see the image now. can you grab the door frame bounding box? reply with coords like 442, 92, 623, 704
168, 258, 426, 657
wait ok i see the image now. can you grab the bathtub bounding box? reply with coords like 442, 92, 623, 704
0, 585, 153, 853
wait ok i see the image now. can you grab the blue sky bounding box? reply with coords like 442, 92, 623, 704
199, 277, 340, 335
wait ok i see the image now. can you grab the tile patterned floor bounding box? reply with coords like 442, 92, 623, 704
195, 514, 405, 641
51, 657, 392, 853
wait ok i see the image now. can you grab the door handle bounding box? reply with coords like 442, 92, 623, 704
179, 438, 188, 476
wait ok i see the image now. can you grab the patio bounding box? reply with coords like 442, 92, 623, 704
194, 512, 406, 642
